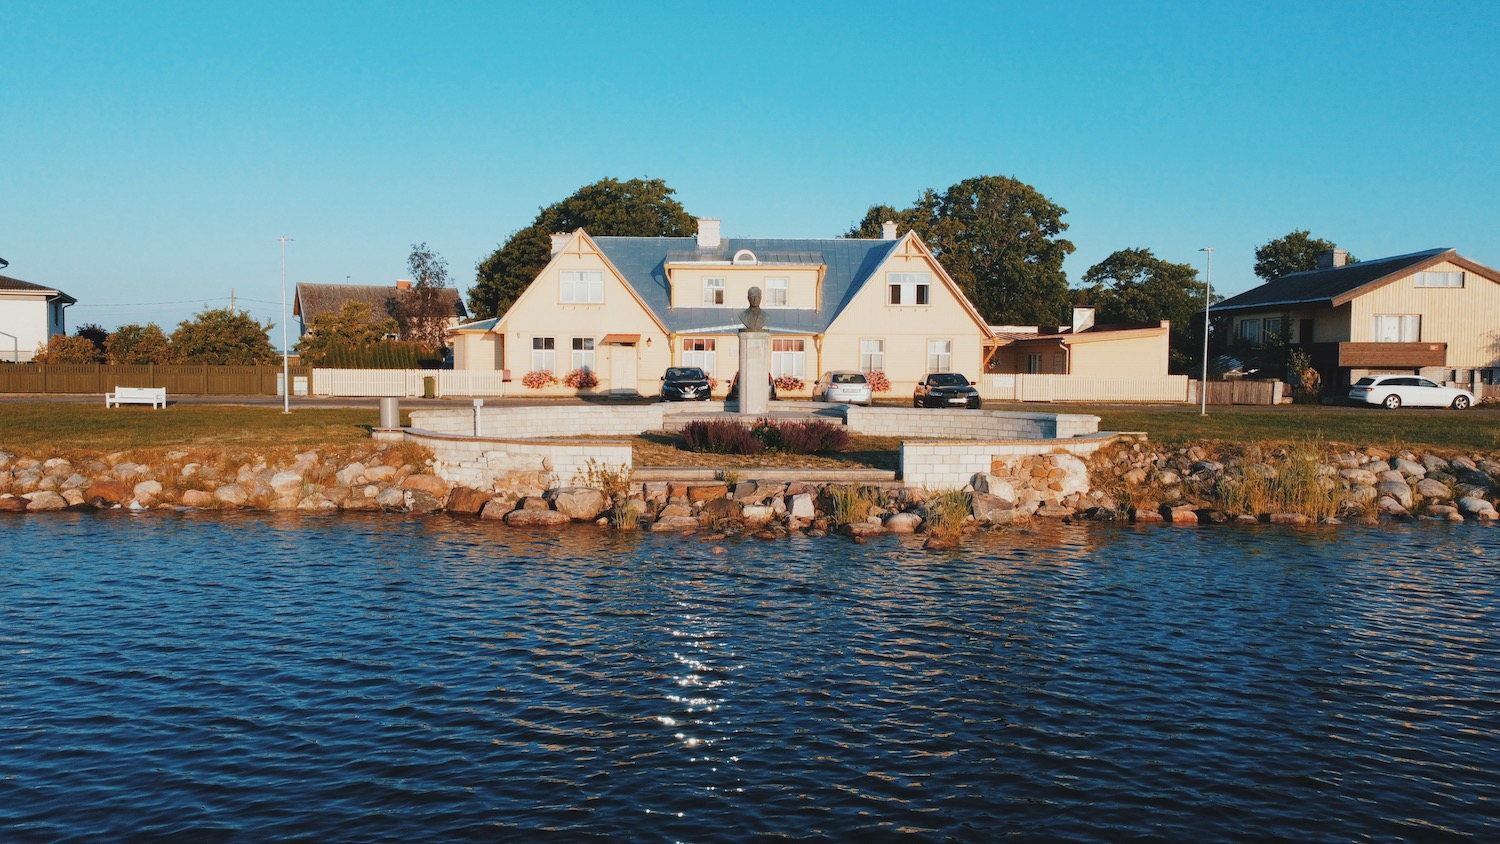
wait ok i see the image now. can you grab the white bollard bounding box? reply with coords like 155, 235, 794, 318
473, 398, 484, 437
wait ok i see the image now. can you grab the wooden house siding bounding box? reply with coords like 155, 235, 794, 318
1348, 260, 1500, 367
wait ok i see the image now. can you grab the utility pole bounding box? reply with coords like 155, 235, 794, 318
1199, 247, 1214, 416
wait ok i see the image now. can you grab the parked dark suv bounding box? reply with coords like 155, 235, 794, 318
660, 367, 712, 401
913, 372, 981, 408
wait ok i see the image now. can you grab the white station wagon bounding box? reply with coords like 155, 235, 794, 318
1348, 375, 1475, 410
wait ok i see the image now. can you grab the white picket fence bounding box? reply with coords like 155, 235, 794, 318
311, 369, 510, 398
981, 373, 1190, 403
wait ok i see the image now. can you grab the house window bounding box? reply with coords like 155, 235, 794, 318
559, 270, 604, 303
771, 338, 805, 378
1414, 271, 1464, 288
1026, 353, 1043, 374
888, 272, 930, 306
531, 337, 556, 372
733, 249, 758, 265
1237, 317, 1284, 346
859, 338, 885, 373
682, 338, 716, 375
702, 277, 725, 305
1374, 314, 1421, 343
571, 337, 595, 371
927, 339, 952, 373
765, 277, 788, 307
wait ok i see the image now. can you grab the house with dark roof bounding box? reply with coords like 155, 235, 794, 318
1212, 248, 1500, 387
0, 274, 76, 362
450, 219, 994, 397
292, 280, 467, 342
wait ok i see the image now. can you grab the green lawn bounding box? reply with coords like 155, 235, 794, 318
0, 403, 389, 454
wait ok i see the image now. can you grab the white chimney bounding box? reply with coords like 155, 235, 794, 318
1071, 307, 1095, 334
696, 218, 721, 250
881, 220, 899, 240
550, 232, 571, 256
1317, 248, 1348, 269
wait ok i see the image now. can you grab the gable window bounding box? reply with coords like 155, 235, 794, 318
702, 277, 725, 306
682, 338, 716, 375
859, 338, 885, 373
531, 337, 556, 372
765, 277, 788, 307
1414, 271, 1464, 288
927, 339, 952, 373
1374, 314, 1420, 343
571, 337, 595, 371
888, 272, 930, 305
771, 338, 805, 378
559, 270, 604, 303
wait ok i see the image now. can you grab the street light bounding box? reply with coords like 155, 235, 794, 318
1199, 247, 1214, 416
279, 236, 294, 414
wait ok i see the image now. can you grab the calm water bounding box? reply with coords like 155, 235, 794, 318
1, 513, 1497, 842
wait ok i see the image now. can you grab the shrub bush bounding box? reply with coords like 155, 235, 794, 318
864, 370, 891, 393
773, 375, 805, 392
775, 419, 850, 454
521, 370, 557, 389
563, 368, 599, 389
682, 419, 765, 454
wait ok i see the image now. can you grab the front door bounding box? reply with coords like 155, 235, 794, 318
609, 343, 638, 396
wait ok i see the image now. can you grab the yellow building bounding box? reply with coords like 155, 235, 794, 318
985, 308, 1171, 376
1214, 248, 1500, 387
451, 219, 994, 397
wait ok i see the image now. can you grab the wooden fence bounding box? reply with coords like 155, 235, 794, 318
1198, 379, 1284, 406
0, 364, 307, 395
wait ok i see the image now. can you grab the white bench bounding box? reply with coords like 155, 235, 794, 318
105, 386, 167, 409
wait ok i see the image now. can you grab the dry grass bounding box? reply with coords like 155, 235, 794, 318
630, 432, 903, 470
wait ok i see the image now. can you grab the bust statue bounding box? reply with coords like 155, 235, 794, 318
739, 286, 768, 332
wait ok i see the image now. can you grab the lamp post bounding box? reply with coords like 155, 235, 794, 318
279, 236, 294, 414
1199, 247, 1214, 416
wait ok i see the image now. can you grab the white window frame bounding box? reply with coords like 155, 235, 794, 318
1026, 353, 1042, 374
531, 337, 556, 372
702, 277, 725, 306
771, 338, 806, 378
888, 272, 931, 306
927, 339, 952, 373
765, 277, 788, 307
859, 338, 885, 373
1373, 314, 1421, 343
559, 270, 604, 304
682, 337, 717, 375
571, 337, 595, 371
1414, 271, 1463, 288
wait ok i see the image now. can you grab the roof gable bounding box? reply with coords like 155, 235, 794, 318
294, 283, 467, 322
1212, 248, 1485, 313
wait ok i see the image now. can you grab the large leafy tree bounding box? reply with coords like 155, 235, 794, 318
1078, 248, 1217, 373
1253, 230, 1357, 282
75, 323, 109, 359
170, 307, 279, 365
105, 323, 172, 364
468, 177, 697, 319
32, 333, 103, 364
295, 301, 400, 365
396, 242, 453, 350
848, 175, 1075, 325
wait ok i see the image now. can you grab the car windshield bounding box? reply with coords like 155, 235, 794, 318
666, 368, 705, 380
928, 373, 969, 387
831, 373, 866, 384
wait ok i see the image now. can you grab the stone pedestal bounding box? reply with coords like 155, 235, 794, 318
738, 330, 770, 416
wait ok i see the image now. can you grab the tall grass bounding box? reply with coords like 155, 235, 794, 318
1214, 449, 1341, 521
923, 490, 972, 538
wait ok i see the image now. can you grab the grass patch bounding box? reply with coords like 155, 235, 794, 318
1214, 448, 1342, 521
633, 431, 902, 470
923, 490, 973, 538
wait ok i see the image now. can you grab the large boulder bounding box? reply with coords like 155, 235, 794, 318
1457, 496, 1499, 520
971, 473, 1017, 503
649, 515, 701, 532
970, 493, 1014, 524
548, 487, 608, 521
1339, 468, 1379, 486
269, 471, 304, 497
0, 495, 26, 512
1377, 480, 1413, 510
884, 512, 923, 534
446, 487, 490, 515
504, 508, 572, 527
214, 484, 249, 507
400, 473, 450, 498
1414, 478, 1452, 501
86, 480, 131, 506
25, 491, 68, 512
181, 489, 215, 508
787, 493, 816, 521
741, 504, 776, 526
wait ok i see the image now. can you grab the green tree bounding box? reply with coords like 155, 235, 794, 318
1253, 230, 1357, 282
1078, 248, 1218, 373
295, 300, 400, 365
33, 333, 104, 364
397, 242, 454, 350
848, 175, 1075, 326
170, 307, 279, 365
75, 323, 109, 358
106, 323, 172, 364
469, 177, 697, 319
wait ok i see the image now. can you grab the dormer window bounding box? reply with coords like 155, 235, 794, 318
766, 277, 788, 306
732, 249, 758, 265
702, 277, 725, 305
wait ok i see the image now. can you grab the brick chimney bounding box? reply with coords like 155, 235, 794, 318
696, 218, 721, 250
395, 279, 413, 291
881, 220, 899, 240
1317, 249, 1348, 269
550, 232, 571, 255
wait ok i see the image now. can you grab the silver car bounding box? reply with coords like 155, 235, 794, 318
1348, 375, 1474, 409
813, 370, 873, 405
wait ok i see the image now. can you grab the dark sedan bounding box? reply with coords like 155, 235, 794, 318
913, 372, 981, 408
660, 367, 712, 401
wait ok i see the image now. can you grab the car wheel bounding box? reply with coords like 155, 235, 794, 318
913, 397, 921, 408
1452, 395, 1471, 410
1382, 394, 1401, 409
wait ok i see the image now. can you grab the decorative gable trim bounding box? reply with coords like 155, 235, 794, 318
497, 230, 668, 335
864, 232, 993, 338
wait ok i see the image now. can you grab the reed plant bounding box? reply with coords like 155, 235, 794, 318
1215, 449, 1340, 521
923, 490, 972, 538
575, 459, 638, 529
825, 484, 867, 525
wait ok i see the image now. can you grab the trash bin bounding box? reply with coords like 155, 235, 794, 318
422, 376, 435, 399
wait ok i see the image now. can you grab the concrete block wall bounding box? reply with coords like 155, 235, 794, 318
846, 407, 1100, 440
410, 405, 665, 439
900, 433, 1124, 490
403, 428, 633, 492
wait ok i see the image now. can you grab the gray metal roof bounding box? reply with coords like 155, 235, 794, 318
1213, 248, 1453, 313
592, 236, 898, 335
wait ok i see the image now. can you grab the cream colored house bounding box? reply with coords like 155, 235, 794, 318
0, 273, 74, 363
453, 219, 994, 397
1214, 248, 1500, 387
985, 308, 1171, 376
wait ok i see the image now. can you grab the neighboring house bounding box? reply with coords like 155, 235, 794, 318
450, 219, 994, 396
1213, 248, 1500, 387
0, 274, 75, 363
293, 280, 468, 342
986, 308, 1171, 376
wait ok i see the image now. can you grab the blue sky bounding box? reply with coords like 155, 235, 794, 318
4, 1, 1497, 334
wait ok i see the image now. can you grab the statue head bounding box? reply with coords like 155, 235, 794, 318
746, 286, 762, 307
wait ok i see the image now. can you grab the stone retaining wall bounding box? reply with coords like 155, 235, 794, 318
409, 405, 665, 439
900, 433, 1128, 490
844, 407, 1100, 440
402, 428, 631, 494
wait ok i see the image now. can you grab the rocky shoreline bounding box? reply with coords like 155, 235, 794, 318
1, 441, 1495, 533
